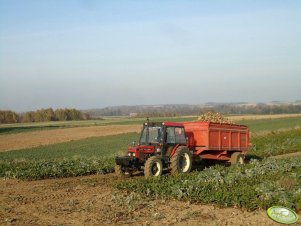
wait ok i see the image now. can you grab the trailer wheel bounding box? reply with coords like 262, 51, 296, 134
115, 164, 131, 177
230, 152, 245, 165
144, 156, 163, 178
171, 147, 192, 175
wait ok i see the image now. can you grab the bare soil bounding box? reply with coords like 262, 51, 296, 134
0, 125, 141, 152
228, 113, 301, 121
2, 173, 299, 226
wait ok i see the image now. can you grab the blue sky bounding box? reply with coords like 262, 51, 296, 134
0, 0, 301, 111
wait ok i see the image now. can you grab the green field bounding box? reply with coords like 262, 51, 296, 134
249, 129, 301, 157
237, 116, 301, 133
0, 116, 301, 182
1, 115, 301, 135
0, 133, 138, 179
1, 129, 300, 163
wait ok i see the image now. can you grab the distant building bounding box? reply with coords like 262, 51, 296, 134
129, 113, 138, 117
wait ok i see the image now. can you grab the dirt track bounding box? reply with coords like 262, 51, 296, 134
0, 125, 141, 152
0, 173, 293, 226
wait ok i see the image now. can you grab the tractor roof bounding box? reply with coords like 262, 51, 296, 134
162, 121, 184, 127
143, 121, 184, 127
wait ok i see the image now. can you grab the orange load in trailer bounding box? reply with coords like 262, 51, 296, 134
183, 122, 250, 162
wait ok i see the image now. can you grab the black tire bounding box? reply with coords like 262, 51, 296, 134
230, 152, 245, 166
192, 156, 206, 171
115, 164, 130, 177
144, 156, 163, 178
171, 146, 192, 175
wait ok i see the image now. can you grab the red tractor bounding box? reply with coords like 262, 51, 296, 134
115, 120, 250, 177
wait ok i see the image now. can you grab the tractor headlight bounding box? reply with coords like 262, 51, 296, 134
133, 153, 136, 157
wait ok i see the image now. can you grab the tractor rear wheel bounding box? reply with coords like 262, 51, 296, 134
171, 147, 192, 175
230, 152, 245, 165
144, 156, 163, 178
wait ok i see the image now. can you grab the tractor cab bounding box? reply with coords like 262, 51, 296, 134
139, 121, 186, 147
115, 121, 191, 177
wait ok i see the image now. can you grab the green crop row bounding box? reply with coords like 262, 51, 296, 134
116, 157, 301, 211
0, 157, 114, 180
249, 129, 301, 158
0, 133, 139, 180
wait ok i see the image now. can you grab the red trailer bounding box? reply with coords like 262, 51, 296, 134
183, 122, 250, 162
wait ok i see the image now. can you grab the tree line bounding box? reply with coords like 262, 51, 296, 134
85, 103, 301, 117
0, 108, 90, 124
2, 103, 301, 123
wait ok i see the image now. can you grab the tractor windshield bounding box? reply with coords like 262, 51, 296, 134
140, 126, 163, 144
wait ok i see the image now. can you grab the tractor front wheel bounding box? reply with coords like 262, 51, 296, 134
115, 164, 131, 177
171, 147, 192, 175
144, 156, 163, 178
